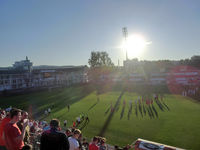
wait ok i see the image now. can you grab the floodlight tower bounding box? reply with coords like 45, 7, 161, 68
122, 27, 128, 60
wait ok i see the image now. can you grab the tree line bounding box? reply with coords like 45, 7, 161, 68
88, 51, 200, 71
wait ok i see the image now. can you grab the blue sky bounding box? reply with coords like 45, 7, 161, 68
0, 0, 200, 66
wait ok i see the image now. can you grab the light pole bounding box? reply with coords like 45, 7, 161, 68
122, 27, 128, 60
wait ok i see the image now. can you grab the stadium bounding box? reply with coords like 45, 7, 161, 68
1, 1, 200, 150
0, 56, 200, 150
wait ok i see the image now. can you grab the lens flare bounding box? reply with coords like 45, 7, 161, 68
122, 34, 151, 58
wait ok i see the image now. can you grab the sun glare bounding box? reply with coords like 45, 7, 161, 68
122, 34, 150, 58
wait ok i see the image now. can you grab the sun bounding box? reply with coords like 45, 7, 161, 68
122, 34, 149, 58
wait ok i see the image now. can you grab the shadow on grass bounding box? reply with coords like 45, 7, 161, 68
146, 106, 152, 119
127, 104, 132, 120
98, 90, 124, 136
135, 104, 138, 117
104, 106, 110, 115
142, 104, 146, 116
152, 104, 158, 118
138, 103, 143, 118
155, 99, 164, 111
79, 119, 89, 130
88, 101, 99, 111
31, 85, 95, 120
162, 101, 170, 111
115, 101, 120, 112
149, 105, 154, 118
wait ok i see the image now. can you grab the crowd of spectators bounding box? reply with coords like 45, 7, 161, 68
0, 107, 134, 150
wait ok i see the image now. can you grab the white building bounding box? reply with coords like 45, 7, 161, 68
0, 58, 88, 92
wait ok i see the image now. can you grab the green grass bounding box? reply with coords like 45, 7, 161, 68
0, 85, 200, 149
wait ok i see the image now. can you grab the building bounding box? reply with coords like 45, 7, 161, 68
0, 58, 88, 92
123, 58, 139, 73
13, 56, 33, 71
123, 58, 200, 85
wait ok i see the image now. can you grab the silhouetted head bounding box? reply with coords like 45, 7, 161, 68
50, 119, 60, 129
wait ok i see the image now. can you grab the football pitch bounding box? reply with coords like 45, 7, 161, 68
0, 85, 200, 149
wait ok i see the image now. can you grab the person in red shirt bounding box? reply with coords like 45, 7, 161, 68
73, 121, 76, 128
0, 112, 11, 150
4, 108, 28, 150
89, 136, 99, 150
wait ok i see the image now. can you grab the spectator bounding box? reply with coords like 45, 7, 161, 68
78, 134, 82, 150
66, 128, 72, 137
114, 145, 123, 150
44, 110, 48, 116
48, 108, 51, 114
76, 117, 81, 125
73, 121, 76, 128
0, 110, 5, 122
5, 107, 12, 113
42, 123, 50, 131
122, 144, 133, 150
0, 109, 11, 150
21, 144, 32, 150
17, 111, 30, 144
82, 138, 89, 150
40, 119, 69, 150
99, 137, 107, 150
89, 136, 99, 150
30, 121, 42, 134
64, 120, 67, 127
68, 129, 81, 150
114, 145, 119, 150
4, 108, 28, 150
28, 120, 33, 128
30, 121, 38, 134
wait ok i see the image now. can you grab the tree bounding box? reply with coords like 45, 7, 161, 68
88, 51, 114, 95
88, 51, 114, 68
191, 55, 200, 68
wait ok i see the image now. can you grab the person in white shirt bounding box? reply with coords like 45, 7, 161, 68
45, 110, 48, 116
64, 120, 67, 127
68, 129, 81, 150
48, 108, 51, 113
76, 117, 80, 125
